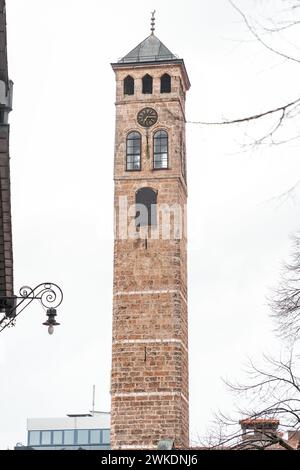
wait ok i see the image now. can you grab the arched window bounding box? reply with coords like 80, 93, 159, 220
153, 130, 168, 169
124, 75, 134, 95
126, 131, 141, 171
135, 187, 157, 226
160, 73, 171, 93
142, 74, 153, 94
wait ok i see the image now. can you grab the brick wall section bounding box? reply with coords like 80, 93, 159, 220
0, 0, 8, 86
111, 61, 189, 449
0, 124, 13, 297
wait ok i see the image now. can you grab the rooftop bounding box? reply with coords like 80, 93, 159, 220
240, 418, 280, 428
118, 33, 178, 64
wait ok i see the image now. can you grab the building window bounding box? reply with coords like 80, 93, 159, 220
124, 75, 134, 95
160, 73, 171, 93
28, 431, 40, 446
126, 131, 141, 170
41, 431, 51, 445
153, 130, 168, 169
64, 430, 75, 445
136, 187, 157, 226
102, 429, 111, 444
53, 430, 63, 445
142, 74, 153, 94
90, 429, 101, 444
77, 429, 89, 445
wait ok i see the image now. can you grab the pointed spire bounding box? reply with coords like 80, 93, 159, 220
150, 10, 156, 35
116, 10, 179, 65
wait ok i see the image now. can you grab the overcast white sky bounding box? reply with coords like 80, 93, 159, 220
1, 0, 300, 449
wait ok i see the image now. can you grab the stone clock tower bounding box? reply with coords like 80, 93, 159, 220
111, 16, 190, 449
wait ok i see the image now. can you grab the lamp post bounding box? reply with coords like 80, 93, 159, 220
0, 282, 63, 335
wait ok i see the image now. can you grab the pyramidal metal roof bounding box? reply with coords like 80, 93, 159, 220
118, 34, 178, 64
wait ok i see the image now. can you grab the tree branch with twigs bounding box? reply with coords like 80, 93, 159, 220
200, 346, 300, 449
188, 0, 300, 147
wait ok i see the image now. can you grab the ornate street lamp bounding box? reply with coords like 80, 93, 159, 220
42, 307, 60, 335
0, 283, 63, 335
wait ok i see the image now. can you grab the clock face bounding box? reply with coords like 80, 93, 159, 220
137, 107, 158, 128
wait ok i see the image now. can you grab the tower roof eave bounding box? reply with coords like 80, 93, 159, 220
111, 58, 191, 91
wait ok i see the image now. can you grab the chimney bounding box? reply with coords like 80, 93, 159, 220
239, 418, 279, 441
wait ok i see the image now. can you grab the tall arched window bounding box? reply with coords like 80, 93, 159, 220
142, 74, 153, 94
124, 75, 134, 95
126, 131, 141, 170
160, 73, 171, 93
153, 130, 168, 169
135, 187, 157, 226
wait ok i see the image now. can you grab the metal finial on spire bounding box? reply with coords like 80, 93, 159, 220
151, 10, 156, 35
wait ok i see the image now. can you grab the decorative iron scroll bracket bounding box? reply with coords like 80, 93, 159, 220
0, 282, 63, 334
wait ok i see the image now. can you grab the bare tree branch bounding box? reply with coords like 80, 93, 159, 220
187, 97, 300, 126
187, 1, 300, 148
201, 344, 300, 449
270, 234, 300, 337
229, 0, 300, 63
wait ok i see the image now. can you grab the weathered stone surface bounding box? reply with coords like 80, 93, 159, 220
0, 2, 13, 299
111, 59, 189, 449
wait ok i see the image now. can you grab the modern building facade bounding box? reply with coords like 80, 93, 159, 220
19, 413, 110, 450
111, 17, 190, 449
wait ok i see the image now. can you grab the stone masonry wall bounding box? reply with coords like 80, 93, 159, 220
111, 62, 189, 449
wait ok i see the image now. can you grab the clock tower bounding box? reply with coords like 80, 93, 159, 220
111, 15, 190, 449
